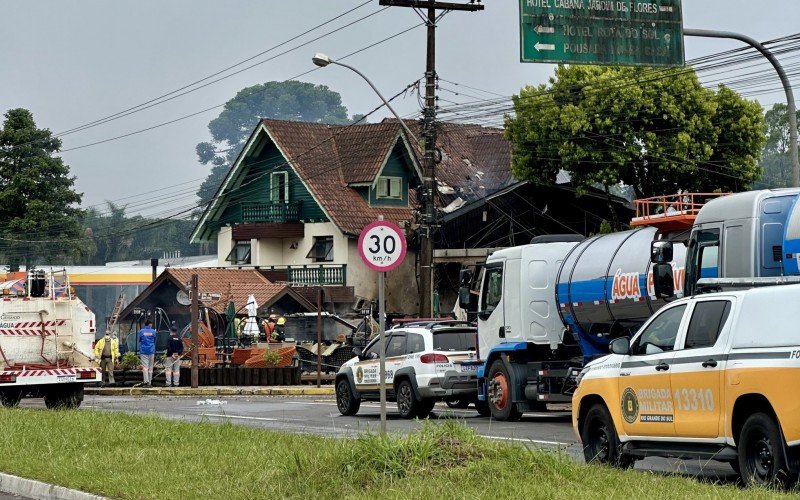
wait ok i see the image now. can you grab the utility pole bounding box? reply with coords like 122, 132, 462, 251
379, 0, 484, 317
190, 274, 199, 388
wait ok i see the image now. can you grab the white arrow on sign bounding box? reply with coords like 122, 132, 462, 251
535, 25, 554, 34
534, 42, 555, 52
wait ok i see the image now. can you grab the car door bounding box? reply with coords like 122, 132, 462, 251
618, 303, 689, 438
353, 335, 386, 395
477, 261, 506, 358
670, 298, 732, 438
384, 332, 408, 389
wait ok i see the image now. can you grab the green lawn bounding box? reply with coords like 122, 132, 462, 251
0, 408, 791, 499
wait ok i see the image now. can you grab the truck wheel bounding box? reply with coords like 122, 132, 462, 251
581, 403, 631, 467
487, 360, 522, 421
44, 384, 84, 410
396, 379, 422, 419
475, 400, 491, 417
335, 378, 360, 416
0, 388, 23, 408
738, 413, 797, 488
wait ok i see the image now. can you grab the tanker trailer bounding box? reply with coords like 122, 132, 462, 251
0, 270, 99, 409
464, 229, 686, 421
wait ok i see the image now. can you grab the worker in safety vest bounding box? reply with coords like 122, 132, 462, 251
276, 314, 286, 342
94, 333, 120, 386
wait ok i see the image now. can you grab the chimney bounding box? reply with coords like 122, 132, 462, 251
151, 258, 159, 282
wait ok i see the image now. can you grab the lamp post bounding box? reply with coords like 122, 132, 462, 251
311, 53, 419, 145
313, 52, 435, 318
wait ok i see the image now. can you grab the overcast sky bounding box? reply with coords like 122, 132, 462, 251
2, 1, 798, 213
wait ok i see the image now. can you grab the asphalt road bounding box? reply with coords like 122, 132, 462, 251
18, 395, 740, 485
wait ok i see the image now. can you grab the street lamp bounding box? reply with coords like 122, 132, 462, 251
312, 53, 419, 144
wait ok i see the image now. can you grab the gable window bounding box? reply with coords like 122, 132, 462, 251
376, 176, 403, 200
225, 241, 251, 265
270, 172, 289, 202
306, 236, 334, 262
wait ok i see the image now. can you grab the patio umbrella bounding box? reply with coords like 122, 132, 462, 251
243, 294, 260, 339
224, 300, 236, 340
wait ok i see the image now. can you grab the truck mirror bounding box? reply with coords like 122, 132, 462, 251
609, 337, 630, 355
459, 268, 473, 286
651, 240, 674, 264
458, 287, 471, 310
352, 347, 363, 359
653, 263, 675, 299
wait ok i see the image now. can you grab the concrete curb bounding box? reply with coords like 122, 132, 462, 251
0, 472, 105, 500
85, 386, 335, 397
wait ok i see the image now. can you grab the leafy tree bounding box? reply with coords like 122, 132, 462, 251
196, 81, 353, 202
80, 202, 213, 265
0, 109, 85, 270
756, 103, 800, 188
505, 65, 766, 198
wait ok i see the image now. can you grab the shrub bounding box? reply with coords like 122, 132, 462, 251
119, 352, 140, 371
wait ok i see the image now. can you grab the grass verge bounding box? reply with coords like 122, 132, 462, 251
0, 408, 792, 499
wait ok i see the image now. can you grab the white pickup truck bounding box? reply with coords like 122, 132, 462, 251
573, 283, 800, 488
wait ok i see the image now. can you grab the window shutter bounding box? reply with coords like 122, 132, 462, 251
390, 178, 402, 198
377, 178, 389, 197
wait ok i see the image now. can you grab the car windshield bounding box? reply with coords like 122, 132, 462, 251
433, 330, 476, 352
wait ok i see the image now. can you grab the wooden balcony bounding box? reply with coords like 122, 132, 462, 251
240, 201, 302, 223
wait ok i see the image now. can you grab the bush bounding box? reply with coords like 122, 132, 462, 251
263, 349, 281, 367
119, 352, 140, 371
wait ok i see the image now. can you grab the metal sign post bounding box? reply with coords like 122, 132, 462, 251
519, 0, 685, 67
358, 217, 408, 435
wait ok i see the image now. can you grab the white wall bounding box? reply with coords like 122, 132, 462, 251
216, 226, 233, 267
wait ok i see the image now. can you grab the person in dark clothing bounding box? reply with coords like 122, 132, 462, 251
165, 325, 184, 387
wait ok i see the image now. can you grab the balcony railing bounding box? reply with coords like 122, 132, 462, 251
240, 201, 302, 223
261, 264, 347, 286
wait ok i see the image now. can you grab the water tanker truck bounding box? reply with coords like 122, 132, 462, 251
461, 189, 800, 421
0, 270, 99, 408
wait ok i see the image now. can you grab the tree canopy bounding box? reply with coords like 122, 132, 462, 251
504, 65, 766, 199
0, 108, 84, 269
757, 103, 800, 188
196, 81, 354, 203
79, 202, 212, 265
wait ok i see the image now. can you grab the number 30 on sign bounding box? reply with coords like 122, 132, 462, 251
358, 220, 407, 272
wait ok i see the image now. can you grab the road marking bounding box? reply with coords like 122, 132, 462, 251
199, 413, 278, 422
479, 435, 569, 447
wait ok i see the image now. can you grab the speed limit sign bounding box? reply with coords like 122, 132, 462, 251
358, 220, 407, 272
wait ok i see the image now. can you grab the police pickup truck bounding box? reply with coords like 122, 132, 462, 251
573, 283, 800, 488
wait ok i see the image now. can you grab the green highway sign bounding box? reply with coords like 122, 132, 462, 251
520, 0, 685, 67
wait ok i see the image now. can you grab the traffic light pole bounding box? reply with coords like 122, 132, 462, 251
684, 29, 799, 187
379, 0, 484, 317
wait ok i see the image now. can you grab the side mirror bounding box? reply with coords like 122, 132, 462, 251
653, 263, 675, 299
651, 240, 674, 264
609, 337, 630, 355
352, 347, 363, 359
458, 287, 471, 310
459, 268, 473, 286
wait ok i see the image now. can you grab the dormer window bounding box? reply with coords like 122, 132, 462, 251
270, 172, 289, 202
376, 176, 402, 200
